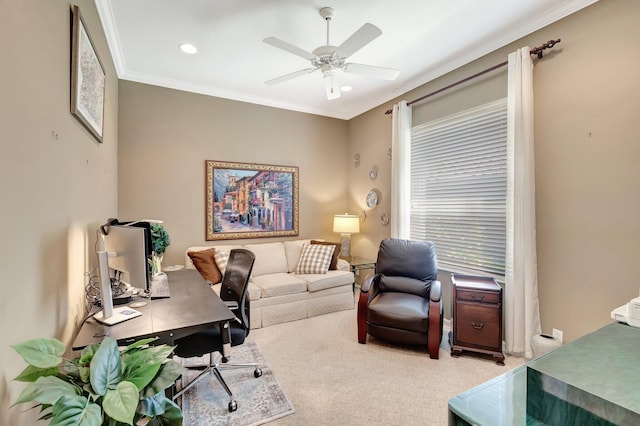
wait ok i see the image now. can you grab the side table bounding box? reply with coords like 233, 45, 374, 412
450, 274, 505, 365
343, 256, 376, 292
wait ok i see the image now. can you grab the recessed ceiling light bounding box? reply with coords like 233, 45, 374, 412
179, 43, 197, 54
341, 85, 352, 92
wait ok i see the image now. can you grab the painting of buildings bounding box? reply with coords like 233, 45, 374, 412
206, 161, 298, 240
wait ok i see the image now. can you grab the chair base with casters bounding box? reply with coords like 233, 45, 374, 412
357, 238, 444, 359
172, 349, 262, 412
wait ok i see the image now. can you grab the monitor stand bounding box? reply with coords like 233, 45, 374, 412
94, 306, 142, 325
113, 290, 133, 305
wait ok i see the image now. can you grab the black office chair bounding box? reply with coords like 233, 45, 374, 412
173, 248, 262, 412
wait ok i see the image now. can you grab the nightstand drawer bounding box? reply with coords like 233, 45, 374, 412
456, 289, 500, 304
455, 303, 501, 349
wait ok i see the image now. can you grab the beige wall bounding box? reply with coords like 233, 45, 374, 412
117, 81, 350, 267
348, 0, 640, 342
0, 0, 118, 424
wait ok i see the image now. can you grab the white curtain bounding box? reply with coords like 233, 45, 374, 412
391, 101, 412, 239
505, 47, 541, 358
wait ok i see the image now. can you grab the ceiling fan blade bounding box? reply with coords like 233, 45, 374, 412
323, 72, 341, 100
344, 63, 400, 80
265, 68, 318, 85
263, 37, 316, 61
334, 23, 382, 58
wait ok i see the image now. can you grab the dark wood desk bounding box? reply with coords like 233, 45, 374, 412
73, 269, 235, 350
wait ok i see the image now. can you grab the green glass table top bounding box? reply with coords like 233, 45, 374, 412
448, 323, 640, 426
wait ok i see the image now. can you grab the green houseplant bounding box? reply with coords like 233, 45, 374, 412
11, 336, 183, 425
150, 223, 170, 256
150, 223, 170, 274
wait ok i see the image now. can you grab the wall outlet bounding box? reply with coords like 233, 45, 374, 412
552, 328, 563, 344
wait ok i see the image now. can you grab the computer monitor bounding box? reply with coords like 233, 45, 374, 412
102, 222, 152, 293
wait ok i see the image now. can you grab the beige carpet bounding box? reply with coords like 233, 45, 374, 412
249, 306, 524, 425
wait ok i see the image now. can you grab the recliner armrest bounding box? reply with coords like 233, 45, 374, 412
430, 280, 442, 302
360, 273, 377, 293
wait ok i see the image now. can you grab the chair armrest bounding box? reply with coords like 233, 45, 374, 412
430, 280, 442, 302
224, 301, 239, 310
427, 280, 443, 359
360, 273, 377, 293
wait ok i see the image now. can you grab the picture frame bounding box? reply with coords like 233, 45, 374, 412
206, 160, 299, 241
70, 5, 105, 143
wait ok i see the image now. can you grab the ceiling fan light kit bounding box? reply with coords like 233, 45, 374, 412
263, 6, 399, 100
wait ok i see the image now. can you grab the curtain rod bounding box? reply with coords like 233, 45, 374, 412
384, 39, 561, 115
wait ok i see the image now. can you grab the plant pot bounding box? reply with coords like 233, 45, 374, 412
152, 253, 163, 275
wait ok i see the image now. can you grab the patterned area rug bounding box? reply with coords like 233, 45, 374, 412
178, 340, 294, 426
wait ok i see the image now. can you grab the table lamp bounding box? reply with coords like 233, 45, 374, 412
333, 213, 360, 258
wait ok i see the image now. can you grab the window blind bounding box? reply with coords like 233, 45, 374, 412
410, 99, 507, 276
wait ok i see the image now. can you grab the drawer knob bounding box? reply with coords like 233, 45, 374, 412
471, 322, 485, 330
471, 293, 484, 301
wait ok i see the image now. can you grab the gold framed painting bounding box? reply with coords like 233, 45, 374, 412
206, 160, 299, 241
70, 5, 105, 143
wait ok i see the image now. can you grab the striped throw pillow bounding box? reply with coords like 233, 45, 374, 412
295, 243, 335, 274
213, 248, 231, 276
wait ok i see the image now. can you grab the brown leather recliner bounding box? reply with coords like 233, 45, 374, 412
357, 238, 443, 359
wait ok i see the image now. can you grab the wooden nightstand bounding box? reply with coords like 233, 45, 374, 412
450, 274, 505, 365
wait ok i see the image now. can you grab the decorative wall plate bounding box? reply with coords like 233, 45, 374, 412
353, 153, 360, 168
366, 190, 379, 208
380, 213, 389, 225
359, 210, 367, 222
369, 165, 378, 180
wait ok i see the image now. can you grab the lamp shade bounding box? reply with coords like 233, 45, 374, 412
333, 214, 360, 234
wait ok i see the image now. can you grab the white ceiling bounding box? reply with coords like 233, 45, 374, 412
96, 0, 597, 120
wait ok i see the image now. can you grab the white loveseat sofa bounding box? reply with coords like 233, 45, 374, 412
185, 240, 355, 329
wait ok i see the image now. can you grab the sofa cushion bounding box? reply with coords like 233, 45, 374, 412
295, 243, 335, 274
213, 248, 231, 276
185, 245, 243, 269
251, 273, 307, 298
310, 240, 341, 270
187, 248, 221, 284
244, 242, 288, 276
298, 270, 354, 292
247, 282, 261, 301
284, 239, 311, 273
211, 281, 261, 301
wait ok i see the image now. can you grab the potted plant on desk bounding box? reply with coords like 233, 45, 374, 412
150, 223, 170, 275
11, 336, 183, 425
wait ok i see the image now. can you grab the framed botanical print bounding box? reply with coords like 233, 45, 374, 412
70, 5, 105, 142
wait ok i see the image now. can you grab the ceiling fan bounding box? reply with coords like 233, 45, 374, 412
263, 7, 400, 100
